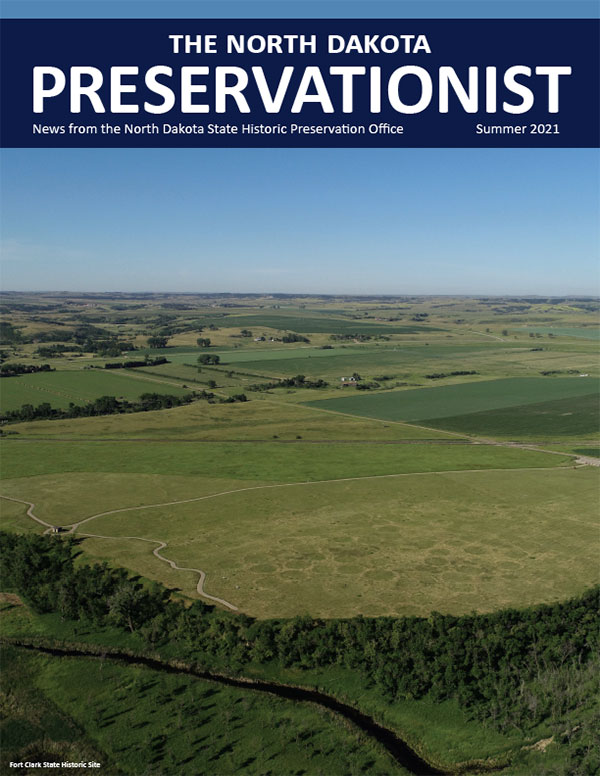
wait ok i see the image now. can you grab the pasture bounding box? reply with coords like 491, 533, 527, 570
0, 397, 458, 440
0, 369, 190, 411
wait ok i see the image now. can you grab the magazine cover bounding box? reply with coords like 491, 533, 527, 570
1, 1, 598, 774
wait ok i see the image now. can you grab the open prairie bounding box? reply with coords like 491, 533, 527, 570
4, 465, 595, 619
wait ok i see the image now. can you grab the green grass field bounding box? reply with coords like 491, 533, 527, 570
0, 398, 459, 440
0, 370, 190, 411
206, 342, 515, 379
0, 438, 569, 482
305, 376, 598, 423
2, 461, 595, 618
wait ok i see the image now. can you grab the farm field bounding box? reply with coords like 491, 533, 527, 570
0, 369, 190, 411
164, 340, 599, 382
422, 393, 599, 438
305, 376, 598, 423
0, 438, 570, 482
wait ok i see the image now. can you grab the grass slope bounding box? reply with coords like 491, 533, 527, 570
0, 398, 456, 441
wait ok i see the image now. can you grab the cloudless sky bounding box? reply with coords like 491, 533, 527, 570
1, 148, 598, 295
2, 0, 597, 18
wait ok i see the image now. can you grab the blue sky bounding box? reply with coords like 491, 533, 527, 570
2, 0, 597, 18
1, 147, 598, 295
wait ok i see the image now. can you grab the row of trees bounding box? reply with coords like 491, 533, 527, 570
2, 532, 597, 744
0, 363, 54, 377
424, 370, 478, 380
1, 392, 200, 424
104, 357, 168, 370
248, 374, 329, 391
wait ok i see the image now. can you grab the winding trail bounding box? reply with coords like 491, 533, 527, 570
76, 532, 238, 610
0, 495, 53, 529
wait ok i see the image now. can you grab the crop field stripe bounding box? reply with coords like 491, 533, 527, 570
304, 377, 599, 422
419, 393, 600, 438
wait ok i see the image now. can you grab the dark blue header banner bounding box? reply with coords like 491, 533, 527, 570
1, 18, 598, 147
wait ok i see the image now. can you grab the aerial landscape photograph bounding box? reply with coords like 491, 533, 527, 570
0, 146, 598, 776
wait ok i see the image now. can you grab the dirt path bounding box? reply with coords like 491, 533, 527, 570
574, 455, 600, 467
76, 531, 238, 610
0, 495, 54, 529
467, 330, 506, 341
0, 493, 238, 610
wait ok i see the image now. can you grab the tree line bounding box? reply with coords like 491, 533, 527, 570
104, 357, 169, 370
248, 375, 329, 391
424, 370, 478, 380
1, 530, 597, 756
0, 363, 54, 377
